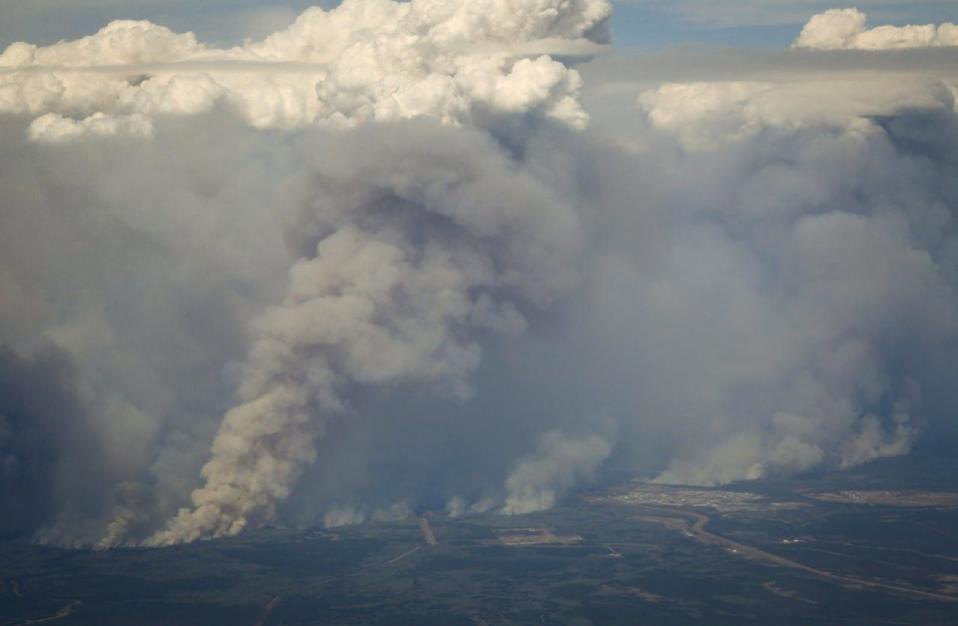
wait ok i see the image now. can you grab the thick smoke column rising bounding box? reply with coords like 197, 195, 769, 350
147, 128, 585, 544
502, 431, 610, 515
614, 38, 958, 484
135, 0, 611, 545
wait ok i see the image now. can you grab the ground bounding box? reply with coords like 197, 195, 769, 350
3, 456, 958, 625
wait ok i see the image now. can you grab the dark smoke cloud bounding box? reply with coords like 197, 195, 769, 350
0, 345, 109, 538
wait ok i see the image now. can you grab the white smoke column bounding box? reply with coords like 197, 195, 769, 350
631, 72, 958, 486
149, 224, 489, 542
446, 496, 497, 518
323, 506, 366, 529
502, 431, 610, 515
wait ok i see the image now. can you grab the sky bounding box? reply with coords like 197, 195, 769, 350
1, 0, 955, 49
1, 0, 957, 548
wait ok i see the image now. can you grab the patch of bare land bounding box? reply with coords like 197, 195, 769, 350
304, 530, 341, 541
495, 528, 582, 547
762, 581, 816, 605
806, 490, 958, 507
634, 515, 693, 532
12, 601, 81, 626
596, 584, 663, 603
937, 576, 958, 595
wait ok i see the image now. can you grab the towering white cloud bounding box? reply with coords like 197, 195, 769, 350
794, 8, 958, 50
0, 0, 610, 132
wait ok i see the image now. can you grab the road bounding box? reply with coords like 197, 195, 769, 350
11, 601, 81, 626
638, 505, 958, 604
384, 545, 421, 565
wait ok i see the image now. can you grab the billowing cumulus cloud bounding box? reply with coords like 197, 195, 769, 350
28, 111, 154, 142
637, 76, 957, 150
0, 0, 610, 132
794, 8, 958, 50
2, 2, 958, 549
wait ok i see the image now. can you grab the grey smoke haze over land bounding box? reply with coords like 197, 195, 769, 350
0, 1, 957, 547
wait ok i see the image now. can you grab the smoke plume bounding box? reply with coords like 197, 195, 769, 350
503, 431, 610, 515
1, 3, 957, 548
146, 118, 587, 544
